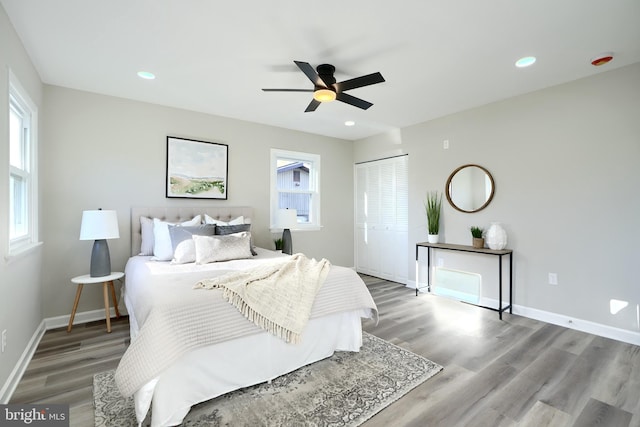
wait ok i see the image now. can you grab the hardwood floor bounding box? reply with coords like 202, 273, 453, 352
9, 317, 130, 427
10, 275, 640, 426
359, 276, 640, 427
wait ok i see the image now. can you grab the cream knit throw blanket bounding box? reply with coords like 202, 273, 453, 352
194, 253, 331, 344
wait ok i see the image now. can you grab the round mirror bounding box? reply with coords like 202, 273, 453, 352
445, 164, 495, 213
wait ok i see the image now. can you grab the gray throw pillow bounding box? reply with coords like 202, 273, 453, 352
216, 224, 257, 255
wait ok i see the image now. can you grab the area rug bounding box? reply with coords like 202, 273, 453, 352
94, 332, 442, 426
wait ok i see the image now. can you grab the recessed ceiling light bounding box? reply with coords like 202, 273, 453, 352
137, 71, 156, 80
515, 56, 536, 68
345, 121, 355, 127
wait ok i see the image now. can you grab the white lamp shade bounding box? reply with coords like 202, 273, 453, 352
79, 210, 120, 240
276, 209, 298, 229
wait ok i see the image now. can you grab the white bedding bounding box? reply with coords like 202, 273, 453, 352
119, 248, 377, 427
124, 248, 290, 339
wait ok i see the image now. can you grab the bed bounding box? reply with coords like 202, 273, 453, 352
114, 207, 378, 427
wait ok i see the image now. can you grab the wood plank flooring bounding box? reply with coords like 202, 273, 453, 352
359, 276, 640, 427
9, 317, 130, 427
10, 275, 640, 426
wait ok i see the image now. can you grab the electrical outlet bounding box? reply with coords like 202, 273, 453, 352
1, 329, 6, 353
437, 258, 444, 267
548, 273, 558, 285
443, 140, 450, 150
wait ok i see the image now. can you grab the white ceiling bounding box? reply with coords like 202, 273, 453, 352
3, 0, 640, 141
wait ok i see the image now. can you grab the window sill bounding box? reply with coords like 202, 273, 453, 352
5, 241, 43, 263
270, 225, 322, 232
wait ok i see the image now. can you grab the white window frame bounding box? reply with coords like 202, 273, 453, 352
270, 148, 321, 231
7, 70, 39, 258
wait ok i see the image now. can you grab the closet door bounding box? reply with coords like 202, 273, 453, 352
393, 156, 409, 283
355, 156, 408, 283
377, 160, 396, 279
355, 165, 370, 273
355, 162, 381, 277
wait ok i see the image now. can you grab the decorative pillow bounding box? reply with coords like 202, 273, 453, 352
168, 224, 216, 264
193, 233, 253, 264
152, 215, 202, 261
139, 216, 155, 256
215, 224, 257, 255
204, 214, 245, 226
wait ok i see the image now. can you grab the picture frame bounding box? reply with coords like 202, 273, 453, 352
166, 136, 228, 199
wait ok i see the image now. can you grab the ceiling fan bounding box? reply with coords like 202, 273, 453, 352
262, 61, 385, 112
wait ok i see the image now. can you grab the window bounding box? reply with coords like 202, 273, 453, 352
270, 149, 321, 230
8, 72, 38, 255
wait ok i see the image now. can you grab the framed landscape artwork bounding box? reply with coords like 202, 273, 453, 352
166, 136, 228, 199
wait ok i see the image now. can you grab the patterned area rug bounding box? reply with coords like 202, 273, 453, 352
94, 332, 442, 426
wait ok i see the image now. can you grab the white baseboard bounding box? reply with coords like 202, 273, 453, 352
44, 307, 120, 330
1, 307, 122, 404
409, 281, 640, 347
0, 320, 46, 404
511, 304, 640, 347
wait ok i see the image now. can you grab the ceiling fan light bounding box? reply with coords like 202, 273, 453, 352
313, 88, 336, 102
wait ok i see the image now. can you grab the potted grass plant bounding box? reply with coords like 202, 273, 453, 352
274, 237, 284, 251
424, 191, 443, 243
470, 226, 485, 248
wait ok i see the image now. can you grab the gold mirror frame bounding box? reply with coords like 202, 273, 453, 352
445, 164, 495, 213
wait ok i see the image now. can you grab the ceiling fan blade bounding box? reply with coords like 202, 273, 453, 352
305, 99, 321, 112
294, 61, 325, 87
262, 88, 314, 92
336, 92, 373, 110
335, 72, 385, 92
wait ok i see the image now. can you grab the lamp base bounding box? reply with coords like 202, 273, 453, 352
90, 239, 111, 277
281, 229, 292, 255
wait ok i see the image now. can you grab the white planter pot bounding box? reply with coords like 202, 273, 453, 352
427, 234, 439, 244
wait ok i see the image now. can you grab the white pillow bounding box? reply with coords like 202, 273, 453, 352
139, 216, 155, 256
172, 240, 196, 265
193, 232, 253, 264
168, 224, 216, 264
152, 215, 201, 261
204, 214, 245, 226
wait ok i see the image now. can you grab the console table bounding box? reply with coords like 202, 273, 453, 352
415, 242, 513, 319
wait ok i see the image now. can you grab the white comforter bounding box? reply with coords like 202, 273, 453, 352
116, 248, 378, 399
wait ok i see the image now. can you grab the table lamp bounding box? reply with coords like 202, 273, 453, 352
276, 208, 297, 255
80, 209, 120, 277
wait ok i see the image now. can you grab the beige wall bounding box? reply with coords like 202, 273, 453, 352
355, 62, 640, 337
40, 86, 354, 318
0, 5, 44, 400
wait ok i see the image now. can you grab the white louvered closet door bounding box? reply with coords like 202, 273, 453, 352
355, 155, 408, 284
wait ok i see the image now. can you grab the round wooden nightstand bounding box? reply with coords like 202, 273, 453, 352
67, 272, 124, 333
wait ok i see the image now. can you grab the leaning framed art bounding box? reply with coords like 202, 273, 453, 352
166, 136, 228, 199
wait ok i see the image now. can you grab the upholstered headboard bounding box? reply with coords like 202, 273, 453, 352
130, 206, 253, 256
